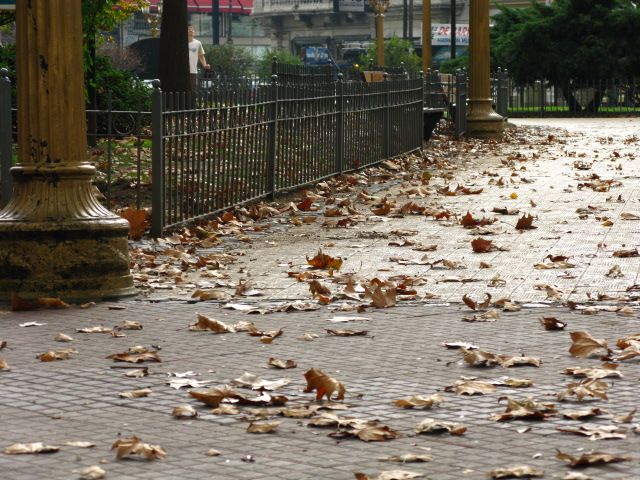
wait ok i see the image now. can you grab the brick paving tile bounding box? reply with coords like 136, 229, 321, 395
1, 300, 639, 479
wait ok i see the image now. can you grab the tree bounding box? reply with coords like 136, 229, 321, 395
359, 36, 421, 74
491, 0, 640, 111
158, 0, 189, 92
205, 44, 256, 78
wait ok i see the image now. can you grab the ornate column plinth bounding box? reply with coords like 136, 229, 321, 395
0, 0, 134, 301
467, 0, 503, 139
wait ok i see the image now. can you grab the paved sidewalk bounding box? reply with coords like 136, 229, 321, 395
1, 300, 639, 479
2, 119, 640, 480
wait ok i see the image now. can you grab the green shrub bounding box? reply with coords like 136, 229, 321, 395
93, 54, 150, 112
258, 48, 302, 78
438, 55, 468, 74
359, 36, 421, 74
205, 44, 256, 78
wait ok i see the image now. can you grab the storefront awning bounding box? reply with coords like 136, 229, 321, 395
148, 0, 252, 15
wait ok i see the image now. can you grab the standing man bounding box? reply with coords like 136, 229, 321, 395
188, 25, 210, 90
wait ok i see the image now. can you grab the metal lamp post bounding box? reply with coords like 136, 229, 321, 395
421, 0, 431, 72
0, 0, 135, 301
368, 0, 390, 67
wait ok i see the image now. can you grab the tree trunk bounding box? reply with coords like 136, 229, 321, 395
561, 82, 581, 113
158, 0, 189, 92
586, 89, 602, 112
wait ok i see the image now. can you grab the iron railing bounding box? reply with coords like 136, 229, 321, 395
505, 78, 640, 116
151, 75, 424, 234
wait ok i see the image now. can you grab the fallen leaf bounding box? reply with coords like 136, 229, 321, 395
489, 465, 544, 479
378, 454, 432, 463
0, 358, 8, 371
471, 237, 497, 253
327, 329, 368, 337
462, 293, 491, 311
303, 368, 345, 401
211, 404, 240, 415
462, 310, 500, 322
268, 358, 297, 369
556, 450, 628, 467
4, 442, 60, 454
119, 206, 149, 240
54, 333, 73, 342
37, 297, 70, 309
111, 436, 166, 460
64, 441, 96, 448
78, 465, 106, 480
489, 396, 556, 421
232, 372, 290, 391
445, 380, 496, 396
569, 331, 609, 358
37, 349, 76, 362
515, 214, 536, 230
19, 321, 46, 327
167, 378, 213, 390
613, 408, 637, 423
540, 317, 566, 330
612, 248, 639, 257
76, 326, 112, 334
115, 320, 142, 331
307, 249, 343, 272
206, 448, 221, 456
498, 355, 541, 368
125, 368, 149, 378
562, 408, 606, 420
414, 419, 466, 435
363, 284, 396, 308
107, 347, 161, 363
563, 363, 622, 380
557, 378, 609, 401
557, 425, 626, 441
280, 405, 321, 418
191, 289, 228, 301
118, 388, 152, 399
247, 421, 281, 433
393, 393, 444, 409
190, 314, 235, 333
354, 470, 423, 480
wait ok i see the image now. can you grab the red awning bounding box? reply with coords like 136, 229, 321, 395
148, 0, 252, 15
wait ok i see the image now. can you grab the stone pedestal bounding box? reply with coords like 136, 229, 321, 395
467, 0, 503, 139
0, 0, 134, 301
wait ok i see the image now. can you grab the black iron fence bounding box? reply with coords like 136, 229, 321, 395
151, 75, 424, 234
505, 78, 640, 116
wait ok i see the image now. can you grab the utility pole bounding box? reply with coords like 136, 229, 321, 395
450, 0, 456, 60
212, 0, 220, 45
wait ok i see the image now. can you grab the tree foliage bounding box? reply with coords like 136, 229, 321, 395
359, 36, 421, 74
258, 48, 302, 78
491, 0, 640, 83
205, 44, 256, 78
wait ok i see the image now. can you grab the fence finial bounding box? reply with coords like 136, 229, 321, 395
271, 74, 278, 84
337, 72, 344, 82
152, 79, 161, 89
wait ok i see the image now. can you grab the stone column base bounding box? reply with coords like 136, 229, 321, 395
467, 98, 505, 139
0, 222, 136, 302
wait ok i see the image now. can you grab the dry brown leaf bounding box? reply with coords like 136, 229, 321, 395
54, 333, 73, 342
190, 314, 235, 333
206, 448, 221, 456
64, 441, 96, 448
119, 207, 149, 240
211, 404, 241, 415
327, 329, 368, 337
489, 466, 544, 479
118, 388, 152, 399
0, 357, 7, 371
125, 368, 149, 378
462, 293, 491, 311
569, 331, 609, 358
4, 442, 60, 454
247, 421, 281, 433
37, 297, 70, 309
191, 289, 228, 301
556, 450, 629, 467
489, 396, 556, 421
498, 355, 541, 368
540, 317, 566, 330
76, 326, 112, 334
171, 405, 198, 418
37, 349, 76, 362
378, 454, 432, 463
111, 436, 166, 460
354, 470, 424, 480
393, 393, 444, 409
115, 320, 142, 331
463, 349, 502, 367
78, 465, 106, 480
351, 425, 400, 442
515, 214, 536, 230
414, 419, 466, 436
107, 347, 161, 363
471, 237, 497, 253
280, 405, 321, 418
309, 280, 331, 296
462, 310, 500, 322
612, 248, 639, 257
297, 197, 314, 211
306, 249, 343, 272
562, 407, 606, 420
268, 358, 297, 369
445, 380, 496, 396
557, 378, 609, 401
613, 408, 637, 423
303, 368, 345, 401
232, 372, 290, 391
190, 386, 287, 408
363, 284, 396, 308
557, 425, 626, 441
562, 363, 623, 380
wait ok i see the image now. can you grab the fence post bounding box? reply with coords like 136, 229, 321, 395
537, 80, 544, 116
271, 56, 277, 77
455, 69, 467, 138
335, 73, 345, 174
384, 72, 391, 159
151, 80, 164, 238
497, 68, 509, 119
0, 68, 11, 208
266, 74, 278, 199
